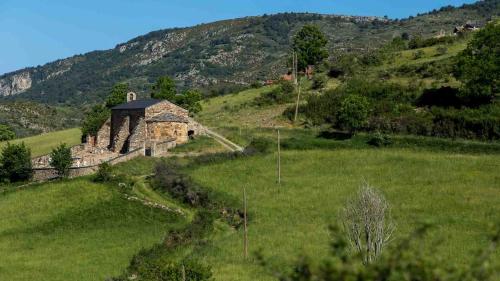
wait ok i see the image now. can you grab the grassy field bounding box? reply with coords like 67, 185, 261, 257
0, 128, 81, 157
0, 177, 186, 281
390, 40, 468, 67
196, 86, 295, 129
185, 149, 500, 281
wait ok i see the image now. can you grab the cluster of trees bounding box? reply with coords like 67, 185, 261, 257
0, 142, 72, 184
290, 21, 500, 140
299, 78, 499, 139
150, 76, 203, 113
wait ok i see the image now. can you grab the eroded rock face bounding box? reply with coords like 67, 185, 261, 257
0, 71, 32, 96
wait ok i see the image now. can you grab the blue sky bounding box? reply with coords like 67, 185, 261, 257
0, 0, 476, 75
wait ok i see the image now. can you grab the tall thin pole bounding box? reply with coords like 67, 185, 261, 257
294, 78, 301, 122
277, 129, 281, 185
181, 264, 186, 281
243, 187, 248, 259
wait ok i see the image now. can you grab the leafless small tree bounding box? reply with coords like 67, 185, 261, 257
341, 183, 395, 264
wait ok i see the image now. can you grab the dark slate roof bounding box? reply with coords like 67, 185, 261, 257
112, 99, 162, 110
147, 113, 189, 123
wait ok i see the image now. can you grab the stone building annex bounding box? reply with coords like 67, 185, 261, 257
32, 93, 204, 179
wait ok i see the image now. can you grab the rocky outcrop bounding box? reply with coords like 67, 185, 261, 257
0, 71, 32, 96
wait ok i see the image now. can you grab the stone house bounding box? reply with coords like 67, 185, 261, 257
90, 92, 201, 155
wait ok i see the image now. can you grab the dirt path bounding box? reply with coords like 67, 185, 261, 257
204, 127, 244, 152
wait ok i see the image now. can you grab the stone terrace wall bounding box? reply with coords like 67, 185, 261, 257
150, 139, 176, 157
32, 147, 145, 182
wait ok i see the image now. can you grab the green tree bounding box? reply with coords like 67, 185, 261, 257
151, 76, 177, 100
50, 144, 73, 178
105, 83, 129, 108
337, 95, 370, 133
292, 25, 329, 71
81, 105, 110, 137
0, 142, 32, 182
0, 124, 15, 141
176, 89, 203, 113
455, 21, 500, 105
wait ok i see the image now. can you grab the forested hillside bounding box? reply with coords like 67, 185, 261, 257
0, 0, 498, 106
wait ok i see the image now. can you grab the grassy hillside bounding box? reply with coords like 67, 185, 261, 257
184, 148, 500, 281
196, 86, 294, 129
0, 128, 81, 157
0, 102, 83, 138
0, 177, 185, 281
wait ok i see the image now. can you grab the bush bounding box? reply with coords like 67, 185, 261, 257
244, 137, 273, 154
413, 50, 425, 60
50, 144, 73, 178
265, 223, 500, 281
337, 95, 370, 133
416, 86, 462, 108
436, 46, 448, 56
367, 132, 392, 147
0, 124, 15, 141
152, 161, 210, 207
94, 162, 113, 182
312, 74, 328, 89
280, 80, 295, 95
116, 259, 213, 281
0, 142, 32, 182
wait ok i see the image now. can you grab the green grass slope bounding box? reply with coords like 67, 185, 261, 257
0, 128, 81, 157
0, 178, 185, 281
186, 149, 500, 281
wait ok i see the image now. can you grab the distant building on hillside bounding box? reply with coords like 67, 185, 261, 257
454, 22, 480, 35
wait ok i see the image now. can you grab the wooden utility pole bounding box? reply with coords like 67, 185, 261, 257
293, 52, 298, 85
293, 51, 300, 123
294, 80, 301, 123
181, 264, 186, 281
277, 129, 281, 185
243, 187, 248, 259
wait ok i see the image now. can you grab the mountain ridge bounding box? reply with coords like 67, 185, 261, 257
1, 0, 498, 106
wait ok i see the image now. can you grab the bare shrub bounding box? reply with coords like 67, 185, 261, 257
341, 183, 395, 264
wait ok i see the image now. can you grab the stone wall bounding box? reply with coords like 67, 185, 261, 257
111, 116, 130, 152
32, 147, 145, 181
96, 118, 111, 149
147, 121, 188, 145
110, 109, 144, 151
145, 100, 188, 119
150, 139, 177, 157
128, 118, 146, 150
